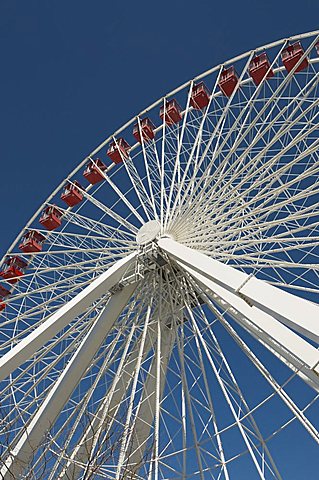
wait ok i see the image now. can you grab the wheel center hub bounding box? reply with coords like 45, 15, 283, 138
136, 220, 161, 245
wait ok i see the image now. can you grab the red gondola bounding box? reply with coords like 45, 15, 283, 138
282, 42, 308, 73
249, 53, 274, 85
159, 99, 183, 125
39, 206, 62, 231
61, 180, 83, 207
83, 159, 107, 185
107, 138, 131, 164
218, 66, 239, 97
190, 82, 210, 110
133, 118, 156, 143
0, 256, 28, 284
0, 284, 10, 312
19, 230, 46, 253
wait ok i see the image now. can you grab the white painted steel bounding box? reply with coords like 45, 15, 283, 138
123, 324, 175, 473
182, 263, 319, 388
0, 251, 137, 382
0, 283, 136, 480
159, 238, 319, 343
58, 325, 158, 480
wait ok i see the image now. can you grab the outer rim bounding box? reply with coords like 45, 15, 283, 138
3, 29, 319, 260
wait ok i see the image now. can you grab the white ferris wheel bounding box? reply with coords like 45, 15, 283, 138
1, 30, 319, 480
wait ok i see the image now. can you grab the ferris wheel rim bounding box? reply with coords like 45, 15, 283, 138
3, 28, 319, 259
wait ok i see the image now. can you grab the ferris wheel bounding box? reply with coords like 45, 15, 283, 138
1, 30, 319, 479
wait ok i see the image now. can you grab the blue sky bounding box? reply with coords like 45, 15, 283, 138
1, 0, 319, 258
1, 1, 319, 477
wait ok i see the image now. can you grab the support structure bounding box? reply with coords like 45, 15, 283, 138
0, 252, 137, 383
159, 238, 319, 343
158, 238, 319, 384
0, 283, 137, 480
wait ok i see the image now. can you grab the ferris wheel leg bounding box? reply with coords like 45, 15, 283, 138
0, 282, 137, 480
183, 264, 319, 391
158, 238, 319, 344
0, 251, 137, 383
117, 323, 176, 477
57, 324, 159, 480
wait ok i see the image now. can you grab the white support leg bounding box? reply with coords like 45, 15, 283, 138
176, 261, 319, 389
0, 283, 137, 480
58, 323, 158, 480
0, 252, 137, 383
158, 238, 319, 343
119, 324, 176, 476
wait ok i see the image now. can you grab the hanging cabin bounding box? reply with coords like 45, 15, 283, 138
83, 158, 107, 184
281, 42, 309, 73
218, 66, 239, 97
249, 53, 274, 85
107, 138, 131, 164
61, 180, 84, 207
190, 82, 210, 110
39, 206, 62, 231
0, 256, 28, 284
133, 118, 156, 143
0, 285, 10, 312
19, 230, 46, 253
159, 99, 183, 125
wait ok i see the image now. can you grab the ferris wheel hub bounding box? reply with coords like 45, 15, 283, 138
136, 220, 161, 245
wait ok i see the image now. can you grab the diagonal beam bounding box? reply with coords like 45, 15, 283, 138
158, 238, 319, 343
119, 324, 176, 477
58, 323, 158, 480
0, 283, 137, 480
183, 264, 319, 390
0, 252, 137, 383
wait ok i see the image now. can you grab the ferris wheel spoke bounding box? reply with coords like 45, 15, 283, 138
185, 264, 319, 390
183, 298, 282, 480
124, 323, 175, 478
164, 81, 194, 230
196, 283, 319, 445
12, 314, 129, 479
210, 134, 319, 226
174, 54, 263, 208
2, 255, 121, 314
105, 166, 146, 226
147, 137, 168, 210
60, 208, 138, 241
175, 320, 206, 480
115, 297, 154, 479
176, 63, 319, 225
172, 57, 288, 223
0, 300, 98, 417
180, 113, 319, 234
184, 316, 230, 480
186, 300, 269, 478
185, 200, 319, 253
73, 184, 140, 234
0, 265, 121, 333
206, 73, 319, 202
49, 330, 138, 479
122, 155, 156, 221
216, 203, 319, 249
135, 118, 159, 220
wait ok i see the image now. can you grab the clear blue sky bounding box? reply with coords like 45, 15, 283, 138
1, 0, 318, 258
0, 1, 319, 477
